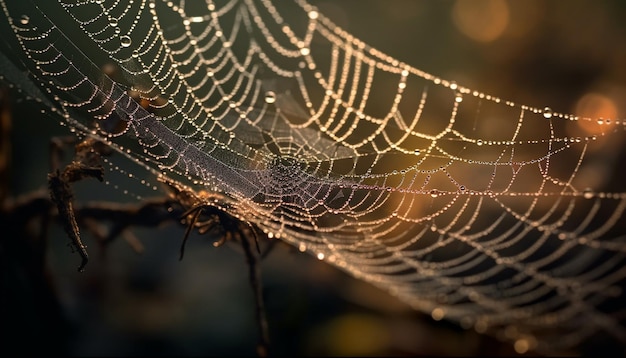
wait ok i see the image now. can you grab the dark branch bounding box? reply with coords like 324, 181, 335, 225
239, 227, 271, 357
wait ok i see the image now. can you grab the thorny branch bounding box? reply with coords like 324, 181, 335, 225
240, 225, 272, 358
0, 87, 275, 355
170, 181, 272, 356
176, 194, 271, 357
43, 135, 274, 356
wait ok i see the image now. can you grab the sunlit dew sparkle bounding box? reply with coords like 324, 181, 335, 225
2, 0, 625, 354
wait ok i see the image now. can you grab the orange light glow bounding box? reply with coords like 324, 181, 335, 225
452, 0, 510, 43
574, 93, 618, 135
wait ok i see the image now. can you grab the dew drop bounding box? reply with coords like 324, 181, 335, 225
109, 16, 118, 27
264, 91, 276, 104
476, 139, 483, 146
19, 15, 29, 25
300, 47, 310, 56
583, 188, 594, 199
414, 148, 420, 155
455, 93, 463, 103
120, 35, 132, 47
543, 107, 553, 119
308, 10, 319, 20
132, 50, 139, 58
430, 189, 439, 198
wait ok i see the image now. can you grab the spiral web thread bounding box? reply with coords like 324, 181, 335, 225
1, 0, 625, 352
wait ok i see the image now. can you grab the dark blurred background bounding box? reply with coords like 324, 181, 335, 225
2, 0, 626, 356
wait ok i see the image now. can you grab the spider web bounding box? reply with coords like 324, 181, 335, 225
1, 0, 625, 353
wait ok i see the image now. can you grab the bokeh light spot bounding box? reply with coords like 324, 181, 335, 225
452, 0, 510, 43
575, 93, 618, 135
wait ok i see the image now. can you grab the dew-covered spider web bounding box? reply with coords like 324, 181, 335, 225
1, 0, 625, 353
